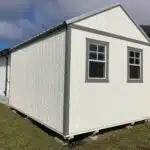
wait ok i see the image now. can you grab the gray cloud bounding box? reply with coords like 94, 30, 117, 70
0, 21, 22, 39
58, 0, 150, 24
123, 0, 150, 25
0, 0, 30, 20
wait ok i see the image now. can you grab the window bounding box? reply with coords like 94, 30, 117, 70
127, 47, 143, 83
86, 39, 109, 82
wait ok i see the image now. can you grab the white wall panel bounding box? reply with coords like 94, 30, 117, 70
6, 56, 11, 97
0, 57, 6, 96
9, 31, 66, 134
69, 28, 150, 135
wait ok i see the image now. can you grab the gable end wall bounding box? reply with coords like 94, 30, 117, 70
75, 6, 149, 43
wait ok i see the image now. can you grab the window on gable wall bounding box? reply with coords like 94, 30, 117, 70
127, 47, 143, 83
86, 39, 109, 82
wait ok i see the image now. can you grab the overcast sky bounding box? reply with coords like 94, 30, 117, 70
0, 0, 149, 48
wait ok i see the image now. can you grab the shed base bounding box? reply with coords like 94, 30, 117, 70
9, 105, 66, 140
8, 105, 150, 142
66, 119, 148, 141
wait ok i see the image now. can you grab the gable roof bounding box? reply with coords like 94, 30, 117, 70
11, 4, 150, 52
66, 4, 150, 43
66, 3, 121, 24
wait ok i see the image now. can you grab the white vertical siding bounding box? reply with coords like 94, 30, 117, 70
0, 57, 6, 96
9, 31, 66, 134
6, 56, 11, 97
69, 28, 150, 136
75, 6, 148, 43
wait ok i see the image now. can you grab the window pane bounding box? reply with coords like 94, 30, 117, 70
98, 45, 105, 53
98, 53, 105, 60
129, 65, 140, 79
90, 44, 97, 51
130, 51, 134, 57
89, 61, 105, 78
89, 52, 97, 60
135, 59, 140, 65
129, 58, 134, 64
135, 52, 140, 58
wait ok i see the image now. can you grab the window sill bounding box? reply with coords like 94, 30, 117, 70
85, 78, 109, 83
127, 80, 143, 83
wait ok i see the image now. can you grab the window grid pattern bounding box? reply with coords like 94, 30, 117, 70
127, 47, 143, 83
89, 44, 106, 62
129, 51, 141, 67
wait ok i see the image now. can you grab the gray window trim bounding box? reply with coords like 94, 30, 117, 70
127, 46, 143, 83
85, 38, 109, 83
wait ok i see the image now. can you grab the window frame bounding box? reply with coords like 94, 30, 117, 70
127, 46, 143, 83
85, 38, 109, 83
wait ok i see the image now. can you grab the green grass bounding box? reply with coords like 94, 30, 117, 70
1, 103, 150, 149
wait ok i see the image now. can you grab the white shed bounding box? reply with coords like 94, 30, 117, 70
0, 49, 10, 99
8, 4, 150, 139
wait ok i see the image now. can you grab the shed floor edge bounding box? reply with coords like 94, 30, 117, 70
66, 117, 150, 138
8, 104, 67, 139
7, 104, 150, 140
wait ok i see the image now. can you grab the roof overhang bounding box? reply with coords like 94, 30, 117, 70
10, 23, 67, 52
0, 48, 10, 57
